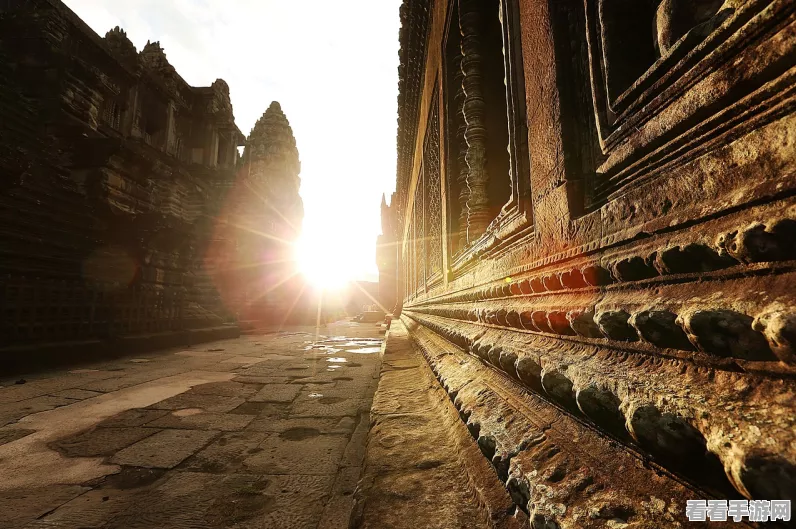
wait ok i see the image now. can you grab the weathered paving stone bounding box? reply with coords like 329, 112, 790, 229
243, 434, 349, 475
97, 409, 169, 428
246, 416, 349, 434
0, 395, 77, 426
51, 388, 103, 400
258, 475, 336, 529
187, 381, 261, 398
147, 392, 245, 413
232, 375, 293, 385
249, 384, 303, 403
231, 401, 291, 416
0, 322, 383, 529
0, 427, 36, 446
290, 395, 370, 418
23, 488, 138, 529
180, 431, 271, 474
111, 430, 219, 469
0, 485, 90, 529
53, 427, 161, 457
318, 466, 363, 529
147, 410, 255, 432
104, 472, 220, 528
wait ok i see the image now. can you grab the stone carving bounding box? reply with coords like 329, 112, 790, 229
594, 310, 639, 341
654, 0, 730, 56
423, 91, 443, 277
752, 311, 796, 364
104, 26, 137, 65
391, 0, 795, 521
629, 310, 694, 350
453, 56, 470, 254
676, 309, 774, 360
459, 0, 491, 242
717, 218, 796, 264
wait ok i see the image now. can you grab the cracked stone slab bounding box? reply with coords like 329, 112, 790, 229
22, 488, 139, 529
51, 389, 103, 400
0, 395, 78, 427
0, 485, 90, 529
111, 429, 219, 469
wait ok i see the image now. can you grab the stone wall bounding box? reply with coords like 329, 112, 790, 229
0, 0, 251, 348
390, 0, 796, 526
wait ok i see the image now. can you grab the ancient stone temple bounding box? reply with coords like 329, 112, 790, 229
376, 193, 398, 312
0, 0, 306, 363
207, 101, 305, 325
382, 0, 796, 526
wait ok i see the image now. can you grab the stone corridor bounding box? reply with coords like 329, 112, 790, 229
0, 322, 383, 529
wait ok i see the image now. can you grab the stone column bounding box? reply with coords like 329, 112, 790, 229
460, 0, 490, 242
453, 53, 470, 252
165, 101, 176, 155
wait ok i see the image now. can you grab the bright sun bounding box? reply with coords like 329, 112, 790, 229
296, 233, 353, 290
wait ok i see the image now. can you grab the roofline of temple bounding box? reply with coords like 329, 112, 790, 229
19, 0, 243, 139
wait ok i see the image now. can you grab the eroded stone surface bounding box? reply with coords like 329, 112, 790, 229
0, 322, 383, 528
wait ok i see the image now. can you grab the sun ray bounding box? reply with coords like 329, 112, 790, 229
350, 279, 390, 314
278, 281, 308, 331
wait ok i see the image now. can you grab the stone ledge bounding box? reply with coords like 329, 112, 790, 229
350, 320, 526, 529
0, 325, 241, 375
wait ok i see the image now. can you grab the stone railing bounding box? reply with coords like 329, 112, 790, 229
0, 276, 186, 346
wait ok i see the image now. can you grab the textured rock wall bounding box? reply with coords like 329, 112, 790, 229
392, 0, 796, 526
0, 0, 247, 346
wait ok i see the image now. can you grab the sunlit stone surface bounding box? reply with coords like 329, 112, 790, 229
365, 0, 796, 527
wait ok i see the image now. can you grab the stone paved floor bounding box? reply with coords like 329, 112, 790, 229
0, 321, 384, 529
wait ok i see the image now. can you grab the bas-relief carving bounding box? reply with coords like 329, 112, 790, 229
459, 0, 491, 242
424, 90, 443, 278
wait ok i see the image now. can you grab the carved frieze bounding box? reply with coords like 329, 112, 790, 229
459, 0, 491, 242
585, 0, 796, 201
424, 90, 443, 279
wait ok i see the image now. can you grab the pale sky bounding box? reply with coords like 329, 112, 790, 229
63, 0, 402, 283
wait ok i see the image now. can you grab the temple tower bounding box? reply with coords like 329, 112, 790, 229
213, 101, 304, 324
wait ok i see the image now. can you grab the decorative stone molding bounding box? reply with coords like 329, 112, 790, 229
459, 0, 490, 242
408, 299, 795, 366
103, 26, 137, 65
407, 213, 796, 306
404, 312, 796, 507
453, 54, 469, 254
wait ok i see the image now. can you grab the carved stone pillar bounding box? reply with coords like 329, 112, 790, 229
453, 53, 469, 253
460, 0, 490, 242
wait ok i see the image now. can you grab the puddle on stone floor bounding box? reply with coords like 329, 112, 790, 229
308, 393, 323, 398
327, 358, 348, 364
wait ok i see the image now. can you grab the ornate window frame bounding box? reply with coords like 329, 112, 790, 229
445, 0, 533, 275
584, 0, 796, 205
